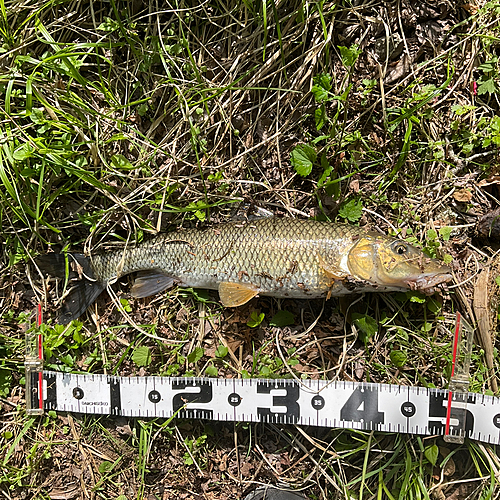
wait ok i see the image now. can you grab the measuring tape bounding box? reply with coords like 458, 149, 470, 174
25, 310, 500, 445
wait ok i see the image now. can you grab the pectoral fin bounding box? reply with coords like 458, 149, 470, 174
219, 282, 259, 307
131, 271, 175, 298
318, 254, 348, 280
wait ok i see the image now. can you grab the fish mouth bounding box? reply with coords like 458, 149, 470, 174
404, 272, 453, 294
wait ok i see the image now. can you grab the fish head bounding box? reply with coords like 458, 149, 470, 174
347, 235, 452, 293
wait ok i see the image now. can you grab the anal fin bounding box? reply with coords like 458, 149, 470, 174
219, 282, 259, 307
131, 271, 175, 298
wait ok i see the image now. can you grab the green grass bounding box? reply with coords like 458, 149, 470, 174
1, 0, 500, 498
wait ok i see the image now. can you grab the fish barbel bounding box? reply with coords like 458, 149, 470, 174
36, 218, 452, 324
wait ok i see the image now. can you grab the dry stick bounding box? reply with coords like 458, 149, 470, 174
473, 262, 499, 393
234, 425, 241, 484
68, 414, 94, 499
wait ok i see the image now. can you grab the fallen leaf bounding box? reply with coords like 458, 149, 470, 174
453, 188, 473, 202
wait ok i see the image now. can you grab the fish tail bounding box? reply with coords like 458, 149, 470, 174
35, 253, 105, 324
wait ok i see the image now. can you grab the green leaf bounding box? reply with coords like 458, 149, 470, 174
247, 311, 265, 328
97, 17, 120, 32
315, 104, 326, 130
260, 365, 271, 377
338, 199, 363, 222
30, 107, 45, 124
478, 58, 498, 73
421, 321, 433, 333
426, 229, 438, 241
290, 143, 317, 177
426, 297, 442, 314
439, 226, 452, 242
132, 346, 152, 367
269, 310, 295, 327
312, 85, 329, 102
187, 346, 204, 364
352, 313, 377, 343
496, 276, 500, 287
0, 369, 12, 397
13, 143, 35, 161
311, 74, 332, 102
443, 254, 453, 265
120, 297, 132, 312
111, 154, 134, 170
390, 350, 407, 368
338, 44, 361, 67
215, 345, 229, 358
408, 292, 426, 304
477, 76, 497, 95
205, 365, 218, 377
98, 461, 114, 474
315, 73, 332, 90
424, 444, 439, 466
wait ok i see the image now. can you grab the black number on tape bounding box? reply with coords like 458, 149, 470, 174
228, 393, 242, 407
172, 380, 213, 419
340, 386, 384, 424
401, 401, 416, 418
428, 392, 475, 435
148, 390, 161, 403
257, 381, 300, 423
311, 395, 325, 410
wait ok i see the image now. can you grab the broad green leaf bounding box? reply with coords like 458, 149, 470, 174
205, 365, 218, 377
338, 199, 363, 222
424, 444, 439, 466
290, 143, 317, 177
352, 313, 377, 343
97, 17, 120, 32
426, 229, 438, 241
443, 254, 453, 265
132, 346, 152, 367
390, 350, 407, 368
215, 345, 229, 358
187, 346, 204, 364
111, 154, 134, 170
98, 461, 114, 474
312, 85, 328, 102
269, 310, 295, 327
247, 311, 265, 328
439, 226, 452, 241
408, 292, 426, 304
338, 44, 361, 67
477, 77, 497, 95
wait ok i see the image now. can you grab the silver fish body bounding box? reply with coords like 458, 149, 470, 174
37, 218, 452, 323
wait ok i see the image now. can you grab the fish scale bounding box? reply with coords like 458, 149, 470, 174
89, 218, 360, 298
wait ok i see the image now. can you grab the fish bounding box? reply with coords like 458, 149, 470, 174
35, 217, 453, 324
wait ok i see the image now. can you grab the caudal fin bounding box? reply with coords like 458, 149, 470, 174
35, 253, 105, 324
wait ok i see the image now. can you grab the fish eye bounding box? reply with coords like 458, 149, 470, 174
393, 243, 407, 255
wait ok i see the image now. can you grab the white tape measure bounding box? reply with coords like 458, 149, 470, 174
25, 308, 500, 445
25, 371, 500, 444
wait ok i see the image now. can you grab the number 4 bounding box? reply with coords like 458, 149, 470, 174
340, 386, 385, 424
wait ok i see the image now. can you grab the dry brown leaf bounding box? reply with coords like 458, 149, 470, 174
453, 188, 473, 202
